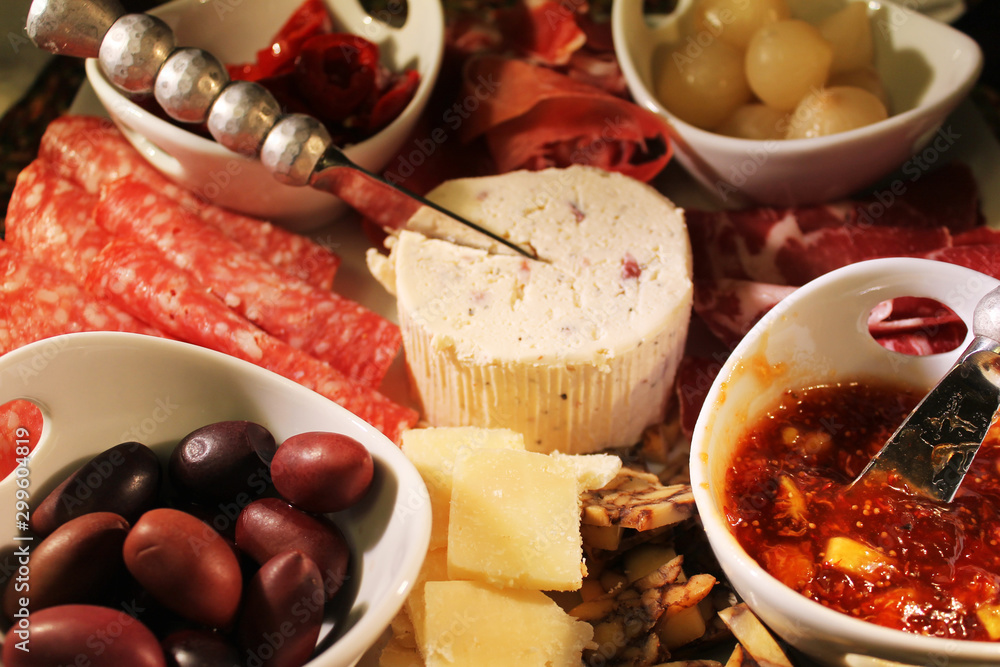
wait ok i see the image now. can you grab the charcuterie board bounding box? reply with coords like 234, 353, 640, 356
0, 18, 980, 659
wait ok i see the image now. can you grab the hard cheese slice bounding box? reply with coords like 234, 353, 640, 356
405, 547, 450, 653
448, 448, 582, 590
401, 426, 526, 549
421, 580, 592, 667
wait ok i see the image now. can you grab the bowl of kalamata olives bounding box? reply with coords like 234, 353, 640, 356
612, 0, 982, 206
0, 331, 430, 667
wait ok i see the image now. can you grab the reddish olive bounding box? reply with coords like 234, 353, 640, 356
1, 604, 165, 667
169, 421, 276, 505
3, 512, 128, 620
238, 550, 325, 667
236, 498, 350, 599
124, 508, 242, 629
31, 441, 161, 535
271, 431, 374, 513
162, 629, 242, 667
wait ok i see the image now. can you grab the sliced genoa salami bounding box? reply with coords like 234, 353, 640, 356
5, 159, 110, 280
96, 177, 401, 387
84, 238, 417, 441
0, 399, 42, 480
39, 115, 340, 290
0, 241, 163, 355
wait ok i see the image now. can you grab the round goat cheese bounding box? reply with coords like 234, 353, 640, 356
367, 166, 692, 453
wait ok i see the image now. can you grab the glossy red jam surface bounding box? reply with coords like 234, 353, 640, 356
725, 381, 1000, 641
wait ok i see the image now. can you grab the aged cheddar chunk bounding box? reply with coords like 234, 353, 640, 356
401, 426, 525, 549
448, 448, 583, 591
421, 580, 593, 667
368, 166, 693, 454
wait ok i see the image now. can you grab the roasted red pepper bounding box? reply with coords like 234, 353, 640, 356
222, 0, 420, 143
227, 0, 331, 81
293, 34, 380, 125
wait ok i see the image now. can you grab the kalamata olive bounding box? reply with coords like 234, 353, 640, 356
1, 604, 166, 667
169, 421, 276, 505
2, 512, 128, 620
238, 550, 325, 667
162, 629, 242, 667
124, 508, 242, 628
31, 441, 161, 535
236, 498, 350, 599
271, 431, 374, 513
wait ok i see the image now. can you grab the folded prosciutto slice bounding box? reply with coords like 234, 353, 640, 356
459, 55, 672, 183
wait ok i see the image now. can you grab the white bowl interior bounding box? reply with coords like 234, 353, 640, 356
87, 0, 444, 231
612, 0, 983, 206
690, 258, 1000, 666
0, 332, 430, 667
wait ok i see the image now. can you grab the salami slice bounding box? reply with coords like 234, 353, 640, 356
84, 238, 417, 441
0, 399, 42, 480
97, 177, 401, 387
39, 115, 340, 290
0, 241, 163, 355
5, 159, 110, 280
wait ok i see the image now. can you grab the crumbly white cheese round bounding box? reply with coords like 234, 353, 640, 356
367, 166, 692, 453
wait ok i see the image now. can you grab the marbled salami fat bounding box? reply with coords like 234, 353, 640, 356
96, 177, 401, 387
0, 241, 162, 355
85, 239, 416, 441
39, 115, 340, 290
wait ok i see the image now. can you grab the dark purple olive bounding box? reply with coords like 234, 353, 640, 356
124, 508, 243, 629
236, 498, 350, 599
272, 432, 373, 513
1, 604, 166, 667
3, 512, 128, 620
169, 421, 276, 505
162, 629, 242, 667
238, 550, 324, 667
31, 442, 161, 535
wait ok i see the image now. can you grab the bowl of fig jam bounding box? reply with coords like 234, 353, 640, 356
0, 331, 430, 667
690, 257, 1000, 666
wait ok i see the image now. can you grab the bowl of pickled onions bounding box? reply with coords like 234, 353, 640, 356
87, 0, 443, 231
612, 0, 982, 207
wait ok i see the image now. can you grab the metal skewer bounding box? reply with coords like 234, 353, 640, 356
26, 0, 538, 260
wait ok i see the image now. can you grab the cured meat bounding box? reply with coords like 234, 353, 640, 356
0, 399, 42, 480
692, 279, 796, 347
680, 162, 989, 438
96, 177, 401, 387
0, 241, 163, 355
38, 115, 340, 290
866, 296, 967, 355
5, 159, 110, 279
687, 163, 982, 285
494, 0, 587, 66
686, 207, 954, 285
458, 55, 672, 183
84, 238, 417, 441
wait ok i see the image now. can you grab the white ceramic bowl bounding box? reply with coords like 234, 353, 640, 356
690, 257, 1000, 666
612, 0, 983, 207
87, 0, 444, 231
0, 331, 431, 667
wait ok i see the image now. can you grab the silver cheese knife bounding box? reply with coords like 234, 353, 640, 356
852, 284, 1000, 502
25, 0, 538, 260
